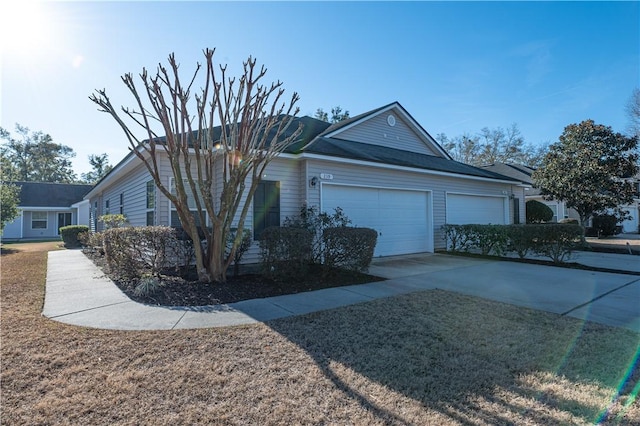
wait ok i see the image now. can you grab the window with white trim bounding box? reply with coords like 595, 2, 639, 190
105, 199, 110, 215
169, 177, 203, 227
32, 211, 47, 229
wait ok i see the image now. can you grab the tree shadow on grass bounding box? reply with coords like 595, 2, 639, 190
266, 289, 639, 425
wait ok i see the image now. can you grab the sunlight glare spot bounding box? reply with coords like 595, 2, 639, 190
0, 1, 51, 55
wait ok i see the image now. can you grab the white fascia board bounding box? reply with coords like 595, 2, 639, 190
71, 200, 90, 208
297, 153, 524, 186
19, 206, 74, 211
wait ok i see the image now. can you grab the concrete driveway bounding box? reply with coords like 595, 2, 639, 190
44, 250, 640, 332
370, 253, 640, 332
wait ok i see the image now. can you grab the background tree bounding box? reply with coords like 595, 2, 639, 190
81, 153, 113, 184
626, 88, 640, 138
436, 124, 547, 167
0, 124, 77, 183
90, 49, 302, 283
314, 106, 350, 123
0, 180, 20, 233
532, 119, 639, 226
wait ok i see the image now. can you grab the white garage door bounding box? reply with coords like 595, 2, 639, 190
322, 185, 431, 257
446, 193, 507, 225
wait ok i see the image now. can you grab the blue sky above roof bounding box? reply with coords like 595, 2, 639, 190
1, 1, 637, 175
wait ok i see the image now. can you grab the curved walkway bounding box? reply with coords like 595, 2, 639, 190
43, 249, 640, 332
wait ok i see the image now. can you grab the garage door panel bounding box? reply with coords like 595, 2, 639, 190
447, 194, 506, 225
322, 185, 431, 256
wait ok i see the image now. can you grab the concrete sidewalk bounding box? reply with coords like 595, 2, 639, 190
43, 250, 640, 332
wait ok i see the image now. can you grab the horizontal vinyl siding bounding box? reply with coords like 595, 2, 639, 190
242, 158, 304, 264
305, 159, 515, 250
100, 165, 153, 227
336, 112, 439, 156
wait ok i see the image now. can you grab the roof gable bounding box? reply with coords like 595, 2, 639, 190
11, 182, 93, 208
317, 102, 451, 159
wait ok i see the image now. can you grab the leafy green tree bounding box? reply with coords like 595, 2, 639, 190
314, 106, 350, 123
0, 181, 20, 233
0, 124, 77, 183
81, 153, 113, 184
532, 120, 639, 226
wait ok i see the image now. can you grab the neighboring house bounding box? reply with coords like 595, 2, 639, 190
2, 182, 93, 240
481, 163, 640, 233
84, 102, 529, 262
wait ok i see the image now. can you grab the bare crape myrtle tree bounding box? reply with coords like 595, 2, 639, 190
90, 48, 302, 283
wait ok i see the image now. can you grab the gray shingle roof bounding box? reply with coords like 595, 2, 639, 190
304, 138, 522, 181
480, 163, 538, 193
10, 182, 93, 207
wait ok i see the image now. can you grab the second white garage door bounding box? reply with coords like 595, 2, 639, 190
446, 193, 508, 225
321, 185, 432, 257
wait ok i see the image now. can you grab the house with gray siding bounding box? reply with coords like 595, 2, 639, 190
84, 102, 529, 262
2, 181, 93, 240
481, 162, 639, 233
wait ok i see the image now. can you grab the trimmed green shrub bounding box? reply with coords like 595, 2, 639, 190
441, 224, 508, 255
507, 224, 535, 259
323, 227, 378, 272
442, 223, 586, 263
526, 200, 554, 223
102, 226, 177, 280
530, 223, 585, 263
592, 214, 618, 237
98, 214, 128, 229
284, 205, 351, 264
259, 226, 313, 280
60, 225, 89, 248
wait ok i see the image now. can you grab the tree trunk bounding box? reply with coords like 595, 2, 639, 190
206, 224, 227, 283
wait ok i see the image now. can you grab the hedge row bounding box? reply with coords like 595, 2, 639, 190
442, 223, 586, 263
102, 226, 179, 280
259, 225, 377, 280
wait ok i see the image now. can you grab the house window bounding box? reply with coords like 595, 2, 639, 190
32, 211, 47, 229
169, 177, 202, 228
253, 181, 280, 240
105, 199, 110, 215
146, 180, 155, 226
513, 198, 520, 224
93, 201, 98, 231
119, 193, 124, 215
57, 212, 72, 234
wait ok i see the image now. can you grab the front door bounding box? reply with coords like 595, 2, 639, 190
57, 212, 72, 234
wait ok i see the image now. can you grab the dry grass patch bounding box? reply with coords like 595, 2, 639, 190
1, 242, 639, 425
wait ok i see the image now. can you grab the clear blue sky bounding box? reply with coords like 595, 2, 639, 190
1, 1, 638, 176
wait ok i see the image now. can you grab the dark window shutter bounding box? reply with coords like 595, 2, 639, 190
253, 181, 280, 240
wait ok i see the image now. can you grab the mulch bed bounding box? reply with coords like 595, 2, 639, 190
84, 251, 384, 307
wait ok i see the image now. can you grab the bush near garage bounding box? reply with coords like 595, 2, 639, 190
442, 223, 586, 263
259, 226, 313, 280
59, 225, 90, 248
526, 200, 554, 223
323, 227, 378, 272
591, 214, 619, 237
